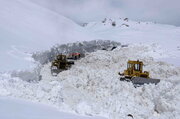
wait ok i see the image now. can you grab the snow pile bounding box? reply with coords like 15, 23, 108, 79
10, 40, 120, 81
0, 44, 180, 119
11, 65, 41, 82
32, 40, 121, 64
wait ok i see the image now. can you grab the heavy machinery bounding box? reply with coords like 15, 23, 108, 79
119, 60, 160, 86
51, 54, 74, 76
67, 53, 81, 60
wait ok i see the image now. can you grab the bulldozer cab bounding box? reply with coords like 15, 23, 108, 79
51, 54, 75, 76
120, 60, 160, 85
51, 55, 68, 69
124, 60, 149, 78
127, 60, 143, 72
56, 55, 66, 61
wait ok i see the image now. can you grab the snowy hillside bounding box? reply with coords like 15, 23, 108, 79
1, 44, 180, 119
1, 1, 180, 71
0, 0, 92, 71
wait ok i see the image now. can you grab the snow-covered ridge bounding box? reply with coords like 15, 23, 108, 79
1, 44, 180, 119
84, 17, 179, 29
84, 17, 156, 31
84, 18, 180, 66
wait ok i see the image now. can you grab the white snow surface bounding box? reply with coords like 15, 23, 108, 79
0, 1, 180, 118
0, 0, 180, 71
0, 97, 105, 119
1, 45, 180, 119
0, 0, 92, 71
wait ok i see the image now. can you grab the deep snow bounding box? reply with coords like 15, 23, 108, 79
0, 0, 180, 119
85, 18, 180, 66
0, 97, 106, 119
0, 0, 92, 71
1, 44, 180, 119
0, 1, 180, 70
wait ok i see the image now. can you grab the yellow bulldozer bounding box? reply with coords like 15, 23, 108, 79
51, 55, 74, 76
119, 60, 160, 85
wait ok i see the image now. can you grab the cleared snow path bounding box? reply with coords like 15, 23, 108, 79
0, 97, 106, 119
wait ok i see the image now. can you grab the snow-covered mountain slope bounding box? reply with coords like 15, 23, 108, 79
0, 97, 105, 119
1, 1, 180, 71
85, 18, 180, 66
0, 0, 91, 48
1, 44, 180, 119
0, 0, 92, 71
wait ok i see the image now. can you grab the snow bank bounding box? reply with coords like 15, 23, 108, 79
0, 44, 180, 119
32, 40, 121, 64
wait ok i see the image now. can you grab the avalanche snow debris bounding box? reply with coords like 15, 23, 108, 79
0, 44, 180, 119
32, 40, 121, 64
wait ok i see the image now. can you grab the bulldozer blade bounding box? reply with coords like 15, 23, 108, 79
51, 66, 62, 76
131, 77, 160, 85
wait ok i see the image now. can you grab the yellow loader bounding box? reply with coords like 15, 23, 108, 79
119, 60, 160, 85
51, 55, 74, 76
